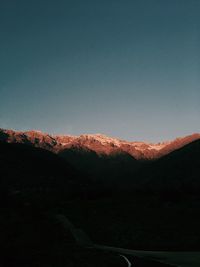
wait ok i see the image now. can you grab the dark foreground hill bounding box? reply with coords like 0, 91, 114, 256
1, 128, 200, 193
58, 139, 200, 197
131, 139, 200, 196
0, 141, 174, 267
56, 140, 200, 251
1, 138, 200, 266
0, 141, 84, 200
0, 142, 128, 267
58, 145, 141, 185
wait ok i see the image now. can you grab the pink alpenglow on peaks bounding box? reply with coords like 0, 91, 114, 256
0, 128, 199, 160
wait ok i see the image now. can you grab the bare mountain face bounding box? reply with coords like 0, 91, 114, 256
1, 128, 200, 256
0, 128, 199, 160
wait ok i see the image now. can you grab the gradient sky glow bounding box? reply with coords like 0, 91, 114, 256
0, 0, 199, 142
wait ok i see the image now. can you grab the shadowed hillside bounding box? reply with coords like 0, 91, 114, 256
132, 139, 200, 196
0, 136, 200, 266
0, 141, 82, 200
58, 145, 141, 185
0, 142, 128, 267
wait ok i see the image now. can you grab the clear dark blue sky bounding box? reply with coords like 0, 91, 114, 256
0, 0, 199, 142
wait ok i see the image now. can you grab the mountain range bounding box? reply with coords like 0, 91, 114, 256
1, 128, 199, 160
1, 128, 200, 194
1, 127, 200, 265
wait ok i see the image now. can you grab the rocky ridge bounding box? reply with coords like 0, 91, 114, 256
0, 128, 199, 160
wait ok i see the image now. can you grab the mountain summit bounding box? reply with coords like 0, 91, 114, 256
0, 128, 199, 160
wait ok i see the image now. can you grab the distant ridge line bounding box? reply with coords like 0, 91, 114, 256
0, 128, 199, 160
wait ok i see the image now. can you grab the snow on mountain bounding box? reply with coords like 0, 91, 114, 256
0, 128, 199, 160
76, 134, 123, 146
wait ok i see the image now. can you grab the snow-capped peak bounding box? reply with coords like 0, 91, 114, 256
0, 128, 199, 160
78, 134, 122, 146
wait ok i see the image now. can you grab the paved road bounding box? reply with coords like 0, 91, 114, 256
120, 255, 132, 267
93, 244, 200, 267
56, 214, 200, 267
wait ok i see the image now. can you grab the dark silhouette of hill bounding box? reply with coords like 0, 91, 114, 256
58, 145, 141, 187
56, 140, 200, 251
0, 142, 128, 267
151, 133, 200, 159
0, 141, 98, 205
1, 128, 199, 195
1, 134, 200, 197
1, 132, 200, 260
132, 139, 200, 196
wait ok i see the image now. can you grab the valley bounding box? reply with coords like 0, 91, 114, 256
0, 129, 200, 266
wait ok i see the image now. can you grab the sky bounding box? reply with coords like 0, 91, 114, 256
0, 0, 199, 142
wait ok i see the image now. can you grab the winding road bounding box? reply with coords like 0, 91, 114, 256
56, 214, 200, 267
120, 255, 132, 267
